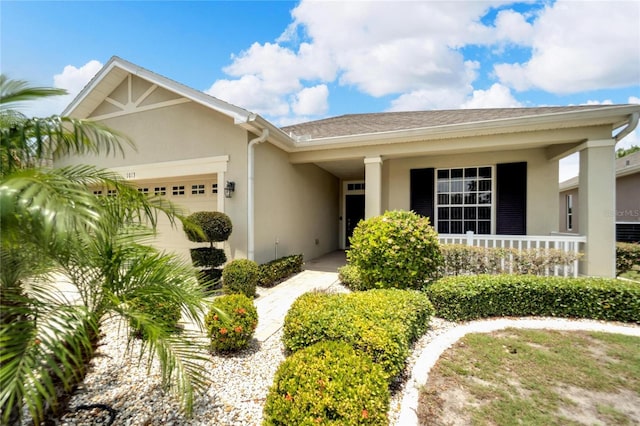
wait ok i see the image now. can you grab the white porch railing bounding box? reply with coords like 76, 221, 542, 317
438, 231, 587, 277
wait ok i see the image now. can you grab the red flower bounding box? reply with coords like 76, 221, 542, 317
234, 326, 243, 333
219, 327, 228, 335
213, 314, 219, 321
362, 409, 369, 419
235, 307, 247, 315
284, 393, 293, 402
34, 338, 41, 345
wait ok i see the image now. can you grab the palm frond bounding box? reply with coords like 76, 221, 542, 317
0, 75, 66, 109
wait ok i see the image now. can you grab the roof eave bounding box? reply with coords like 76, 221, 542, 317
291, 105, 640, 150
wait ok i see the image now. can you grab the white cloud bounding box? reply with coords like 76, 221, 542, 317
495, 0, 640, 93
461, 83, 523, 109
291, 85, 329, 116
24, 60, 103, 117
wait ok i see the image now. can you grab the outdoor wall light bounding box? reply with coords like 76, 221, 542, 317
224, 181, 235, 198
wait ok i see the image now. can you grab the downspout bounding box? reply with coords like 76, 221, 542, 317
248, 128, 269, 261
615, 112, 639, 142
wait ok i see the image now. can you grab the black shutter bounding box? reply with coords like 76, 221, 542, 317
496, 162, 527, 235
410, 168, 434, 222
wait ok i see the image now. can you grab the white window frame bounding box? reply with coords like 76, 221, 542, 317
434, 166, 496, 235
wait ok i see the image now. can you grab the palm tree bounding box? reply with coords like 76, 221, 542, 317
0, 75, 210, 424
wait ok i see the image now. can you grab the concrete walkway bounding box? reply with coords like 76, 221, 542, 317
253, 250, 347, 341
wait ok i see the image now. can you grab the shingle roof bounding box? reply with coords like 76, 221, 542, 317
281, 106, 628, 140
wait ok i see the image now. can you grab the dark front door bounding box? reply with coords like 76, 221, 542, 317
345, 194, 365, 247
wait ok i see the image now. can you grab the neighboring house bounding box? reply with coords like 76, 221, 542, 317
59, 57, 640, 277
559, 150, 640, 243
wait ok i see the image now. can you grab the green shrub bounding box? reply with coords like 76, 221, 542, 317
184, 211, 232, 243
190, 247, 226, 268
263, 341, 389, 426
205, 294, 258, 352
439, 244, 582, 276
347, 210, 442, 290
128, 293, 182, 339
258, 254, 304, 288
426, 274, 640, 323
222, 259, 259, 298
617, 242, 640, 276
283, 289, 434, 382
337, 264, 365, 291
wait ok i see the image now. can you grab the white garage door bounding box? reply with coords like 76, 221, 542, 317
134, 174, 219, 260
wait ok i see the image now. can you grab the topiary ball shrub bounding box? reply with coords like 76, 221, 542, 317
205, 294, 258, 352
184, 211, 232, 243
263, 341, 390, 426
189, 247, 227, 268
128, 293, 182, 339
347, 210, 442, 290
222, 259, 259, 298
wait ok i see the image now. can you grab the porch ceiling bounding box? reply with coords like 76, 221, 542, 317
314, 159, 365, 180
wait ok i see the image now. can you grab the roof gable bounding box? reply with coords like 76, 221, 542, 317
63, 56, 253, 123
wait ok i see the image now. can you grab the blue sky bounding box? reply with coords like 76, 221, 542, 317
2, 0, 639, 180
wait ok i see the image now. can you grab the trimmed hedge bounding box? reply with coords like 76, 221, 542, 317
425, 274, 640, 323
283, 289, 434, 382
263, 341, 389, 426
439, 244, 582, 276
258, 254, 304, 288
337, 264, 365, 291
205, 294, 258, 352
222, 259, 259, 298
617, 242, 640, 276
347, 210, 442, 290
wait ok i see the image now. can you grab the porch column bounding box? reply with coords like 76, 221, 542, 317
578, 139, 616, 277
364, 156, 383, 218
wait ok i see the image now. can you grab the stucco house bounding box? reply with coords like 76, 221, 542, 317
559, 150, 640, 243
59, 56, 640, 278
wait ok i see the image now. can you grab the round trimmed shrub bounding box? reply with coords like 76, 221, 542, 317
347, 210, 442, 290
205, 294, 258, 352
222, 259, 259, 298
128, 293, 182, 339
263, 341, 389, 425
184, 211, 232, 243
190, 247, 226, 268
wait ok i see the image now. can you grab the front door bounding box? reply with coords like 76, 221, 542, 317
345, 194, 365, 247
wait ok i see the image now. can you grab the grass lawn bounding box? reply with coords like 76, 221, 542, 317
620, 265, 640, 282
418, 328, 640, 425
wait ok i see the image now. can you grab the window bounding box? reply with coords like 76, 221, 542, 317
138, 187, 149, 196
347, 183, 365, 191
107, 189, 117, 197
566, 194, 573, 231
93, 190, 103, 196
172, 185, 185, 196
436, 167, 492, 234
212, 183, 218, 194
154, 186, 166, 196
192, 184, 205, 195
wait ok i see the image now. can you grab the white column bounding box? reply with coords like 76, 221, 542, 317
364, 156, 383, 218
578, 139, 616, 277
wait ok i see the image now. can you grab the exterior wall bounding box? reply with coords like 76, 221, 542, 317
558, 188, 579, 233
253, 142, 339, 264
616, 173, 640, 224
385, 148, 559, 235
57, 98, 251, 261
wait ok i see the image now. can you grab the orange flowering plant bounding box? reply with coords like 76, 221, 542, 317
204, 294, 258, 352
